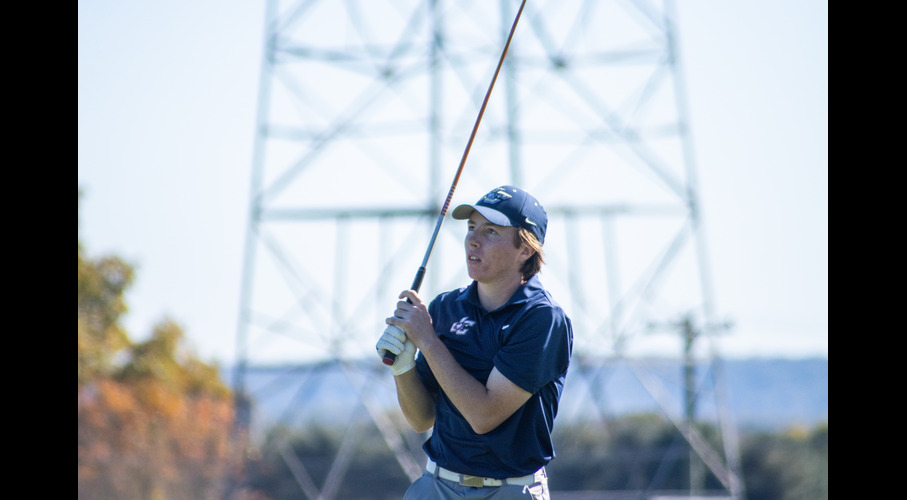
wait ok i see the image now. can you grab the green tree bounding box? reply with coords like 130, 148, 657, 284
78, 237, 133, 384
241, 421, 413, 500
740, 422, 828, 500
548, 413, 726, 492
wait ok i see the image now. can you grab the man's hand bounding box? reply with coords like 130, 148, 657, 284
375, 324, 416, 376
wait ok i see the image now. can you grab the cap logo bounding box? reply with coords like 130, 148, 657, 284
481, 188, 512, 205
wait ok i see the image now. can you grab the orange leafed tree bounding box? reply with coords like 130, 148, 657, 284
78, 191, 256, 499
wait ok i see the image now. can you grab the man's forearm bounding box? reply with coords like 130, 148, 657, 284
394, 368, 436, 433
416, 335, 508, 434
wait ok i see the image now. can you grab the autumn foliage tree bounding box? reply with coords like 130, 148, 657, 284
78, 192, 247, 499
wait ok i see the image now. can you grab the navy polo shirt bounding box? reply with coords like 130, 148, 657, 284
414, 275, 573, 478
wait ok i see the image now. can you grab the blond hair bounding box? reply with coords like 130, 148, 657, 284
514, 227, 544, 280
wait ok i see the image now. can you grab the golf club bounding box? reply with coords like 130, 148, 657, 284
381, 0, 527, 365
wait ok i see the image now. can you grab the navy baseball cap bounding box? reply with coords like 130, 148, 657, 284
451, 185, 548, 244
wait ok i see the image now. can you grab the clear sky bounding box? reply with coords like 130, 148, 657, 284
78, 0, 827, 367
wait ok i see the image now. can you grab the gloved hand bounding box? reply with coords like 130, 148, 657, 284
376, 324, 416, 376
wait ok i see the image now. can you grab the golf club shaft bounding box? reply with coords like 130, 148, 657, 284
383, 0, 527, 365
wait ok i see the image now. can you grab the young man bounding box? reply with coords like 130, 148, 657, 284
376, 185, 573, 499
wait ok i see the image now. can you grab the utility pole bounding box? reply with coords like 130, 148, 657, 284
681, 315, 704, 494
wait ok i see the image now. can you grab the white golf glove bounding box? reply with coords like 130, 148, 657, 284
376, 324, 416, 376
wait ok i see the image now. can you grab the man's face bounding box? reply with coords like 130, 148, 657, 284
464, 211, 528, 284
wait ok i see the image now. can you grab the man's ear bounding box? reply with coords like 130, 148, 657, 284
519, 244, 535, 263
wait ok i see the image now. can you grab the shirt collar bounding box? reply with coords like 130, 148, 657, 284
458, 275, 543, 312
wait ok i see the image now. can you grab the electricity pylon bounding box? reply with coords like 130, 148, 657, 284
232, 1, 744, 498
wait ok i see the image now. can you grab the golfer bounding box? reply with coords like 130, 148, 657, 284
376, 185, 573, 499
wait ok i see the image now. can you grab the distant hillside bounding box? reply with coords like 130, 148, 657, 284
554, 356, 827, 431
224, 357, 827, 434
721, 357, 828, 429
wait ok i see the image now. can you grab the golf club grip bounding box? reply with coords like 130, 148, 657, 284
382, 266, 427, 365
382, 337, 399, 365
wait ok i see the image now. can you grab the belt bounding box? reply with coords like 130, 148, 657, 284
426, 459, 542, 487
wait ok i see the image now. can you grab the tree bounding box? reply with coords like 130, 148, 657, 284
78, 238, 133, 384
739, 422, 828, 500
78, 190, 250, 499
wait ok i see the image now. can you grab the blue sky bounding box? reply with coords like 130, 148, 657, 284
78, 0, 827, 366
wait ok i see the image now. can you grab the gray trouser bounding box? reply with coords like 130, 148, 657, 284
403, 466, 550, 499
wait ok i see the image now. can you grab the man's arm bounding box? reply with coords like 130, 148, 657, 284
415, 334, 531, 434
394, 368, 436, 433
389, 290, 532, 435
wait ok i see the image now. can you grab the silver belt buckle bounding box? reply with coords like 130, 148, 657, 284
460, 475, 485, 487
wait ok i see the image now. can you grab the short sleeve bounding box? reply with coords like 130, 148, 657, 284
493, 305, 572, 394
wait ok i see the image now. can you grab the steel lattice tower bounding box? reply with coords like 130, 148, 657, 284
232, 1, 744, 498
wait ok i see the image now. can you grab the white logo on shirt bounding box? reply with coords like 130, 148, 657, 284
450, 316, 476, 336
